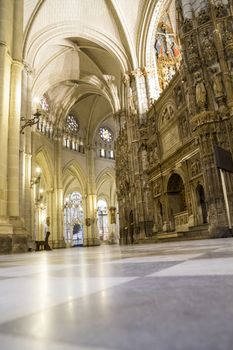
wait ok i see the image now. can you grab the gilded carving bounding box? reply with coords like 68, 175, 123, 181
117, 0, 233, 242
194, 72, 207, 111
215, 2, 228, 18
148, 141, 159, 166
223, 28, 233, 58
185, 34, 200, 72
160, 104, 175, 124
211, 69, 224, 98
153, 181, 161, 196
180, 115, 189, 138
174, 85, 184, 107
200, 29, 216, 65
197, 6, 210, 25
182, 18, 193, 33
154, 21, 181, 91
141, 145, 148, 172
190, 158, 201, 177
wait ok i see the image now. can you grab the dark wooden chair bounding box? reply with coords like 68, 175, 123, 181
35, 231, 51, 251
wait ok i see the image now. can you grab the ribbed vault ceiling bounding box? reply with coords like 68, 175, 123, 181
23, 0, 164, 143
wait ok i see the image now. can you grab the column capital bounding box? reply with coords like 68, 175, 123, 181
12, 59, 24, 70
122, 73, 130, 86
131, 68, 143, 78
142, 66, 155, 77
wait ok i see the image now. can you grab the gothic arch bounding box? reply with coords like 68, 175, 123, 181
96, 167, 116, 206
96, 167, 115, 188
97, 194, 110, 207
138, 0, 177, 97
34, 147, 54, 189
166, 173, 187, 213
63, 160, 87, 196
164, 169, 186, 194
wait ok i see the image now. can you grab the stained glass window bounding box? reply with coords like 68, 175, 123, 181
65, 114, 79, 135
70, 192, 82, 205
99, 126, 113, 143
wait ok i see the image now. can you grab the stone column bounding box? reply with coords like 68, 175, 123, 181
0, 0, 13, 238
131, 68, 148, 121
142, 67, 157, 106
52, 130, 65, 248
108, 206, 117, 243
84, 147, 99, 246
21, 65, 34, 234
8, 60, 23, 219
8, 0, 24, 213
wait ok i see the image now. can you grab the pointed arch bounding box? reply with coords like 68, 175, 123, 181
137, 0, 170, 100
137, 0, 169, 67
34, 146, 54, 189
96, 167, 116, 207
63, 160, 87, 196
96, 167, 115, 191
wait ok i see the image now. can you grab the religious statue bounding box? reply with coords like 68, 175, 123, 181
128, 86, 137, 115
195, 73, 207, 110
212, 72, 224, 97
141, 147, 148, 171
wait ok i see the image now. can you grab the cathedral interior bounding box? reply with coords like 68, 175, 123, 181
1, 0, 233, 349
0, 0, 233, 253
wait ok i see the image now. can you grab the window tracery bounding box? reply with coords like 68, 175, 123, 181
99, 126, 113, 143
65, 114, 79, 135
64, 191, 84, 246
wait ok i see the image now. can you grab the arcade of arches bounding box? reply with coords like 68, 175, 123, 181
0, 0, 233, 253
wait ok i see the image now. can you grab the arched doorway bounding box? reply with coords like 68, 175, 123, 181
167, 173, 187, 231
64, 192, 84, 246
196, 184, 208, 224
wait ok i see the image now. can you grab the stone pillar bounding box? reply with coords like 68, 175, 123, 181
52, 130, 65, 248
21, 64, 34, 234
0, 0, 13, 235
108, 206, 117, 243
142, 67, 157, 106
8, 60, 23, 218
8, 0, 23, 216
131, 68, 148, 121
0, 0, 28, 252
84, 147, 100, 246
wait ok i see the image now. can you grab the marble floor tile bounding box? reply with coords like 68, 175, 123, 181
149, 257, 233, 277
0, 276, 136, 323
0, 238, 233, 350
107, 253, 203, 264
0, 333, 112, 350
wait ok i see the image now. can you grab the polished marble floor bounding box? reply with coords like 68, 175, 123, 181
0, 238, 233, 350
